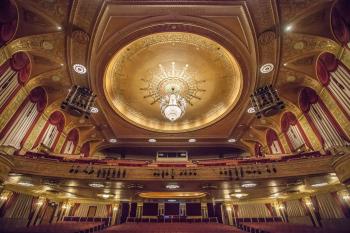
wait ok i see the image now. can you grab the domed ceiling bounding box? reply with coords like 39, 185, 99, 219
104, 32, 242, 132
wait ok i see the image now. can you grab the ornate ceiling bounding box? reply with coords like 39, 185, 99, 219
3, 0, 346, 156
104, 32, 242, 132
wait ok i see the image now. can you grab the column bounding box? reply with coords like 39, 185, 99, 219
332, 153, 350, 191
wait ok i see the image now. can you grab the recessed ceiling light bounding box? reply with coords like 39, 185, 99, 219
89, 183, 104, 188
18, 181, 34, 187
228, 138, 236, 143
167, 199, 177, 202
230, 193, 248, 198
311, 182, 328, 187
90, 107, 98, 113
57, 26, 62, 30
149, 139, 157, 143
260, 63, 274, 74
166, 184, 180, 190
109, 138, 117, 143
188, 138, 196, 142
285, 25, 293, 32
247, 107, 256, 113
73, 64, 87, 74
241, 183, 257, 188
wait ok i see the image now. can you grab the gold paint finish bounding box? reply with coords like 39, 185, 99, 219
138, 192, 207, 199
104, 32, 242, 132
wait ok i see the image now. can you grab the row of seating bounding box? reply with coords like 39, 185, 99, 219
63, 216, 111, 227
126, 217, 218, 223
1, 221, 104, 233
100, 223, 244, 233
235, 217, 283, 225
239, 222, 349, 233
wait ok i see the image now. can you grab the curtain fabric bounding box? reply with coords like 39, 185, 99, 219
316, 193, 344, 219
81, 142, 90, 157
266, 129, 284, 154
0, 0, 17, 47
331, 8, 350, 47
0, 192, 18, 217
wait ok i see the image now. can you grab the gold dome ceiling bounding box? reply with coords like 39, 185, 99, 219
104, 32, 243, 133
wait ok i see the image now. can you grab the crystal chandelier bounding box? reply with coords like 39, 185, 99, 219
160, 93, 187, 121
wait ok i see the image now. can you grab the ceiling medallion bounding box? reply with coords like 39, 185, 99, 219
260, 63, 274, 74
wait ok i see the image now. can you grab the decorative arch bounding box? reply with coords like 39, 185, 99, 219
266, 129, 285, 155
61, 128, 79, 154
254, 142, 264, 157
33, 111, 65, 151
331, 0, 350, 49
316, 52, 350, 117
80, 141, 90, 157
281, 111, 312, 152
0, 86, 47, 149
298, 87, 349, 149
0, 0, 18, 48
0, 52, 31, 113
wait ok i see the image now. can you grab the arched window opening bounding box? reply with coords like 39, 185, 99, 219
0, 52, 31, 113
0, 87, 47, 149
254, 142, 264, 157
299, 87, 349, 150
332, 1, 350, 49
317, 52, 350, 117
33, 111, 65, 151
281, 112, 311, 152
0, 0, 18, 47
266, 129, 285, 155
81, 142, 90, 157
61, 128, 79, 154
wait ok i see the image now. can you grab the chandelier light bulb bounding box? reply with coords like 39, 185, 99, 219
160, 93, 186, 121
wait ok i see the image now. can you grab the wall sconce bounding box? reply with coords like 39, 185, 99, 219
62, 203, 72, 209
113, 206, 119, 211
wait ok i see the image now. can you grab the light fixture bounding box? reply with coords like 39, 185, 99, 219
109, 138, 117, 143
166, 184, 180, 190
247, 107, 256, 114
230, 193, 248, 198
241, 183, 257, 188
90, 107, 98, 113
285, 25, 293, 32
311, 182, 328, 187
260, 63, 274, 74
98, 194, 113, 199
148, 139, 157, 143
89, 183, 104, 188
18, 181, 34, 187
73, 64, 87, 74
57, 26, 62, 30
167, 199, 177, 202
228, 138, 236, 143
160, 93, 187, 121
188, 138, 196, 142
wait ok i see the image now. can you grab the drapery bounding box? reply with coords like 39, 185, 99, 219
299, 87, 349, 149
266, 129, 284, 154
317, 52, 350, 116
33, 111, 65, 150
61, 128, 79, 154
281, 111, 310, 151
0, 0, 18, 47
236, 203, 271, 218
0, 87, 47, 149
81, 142, 90, 157
0, 52, 31, 113
331, 7, 350, 48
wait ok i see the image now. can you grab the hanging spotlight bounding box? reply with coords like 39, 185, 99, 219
61, 85, 97, 119
249, 85, 285, 118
